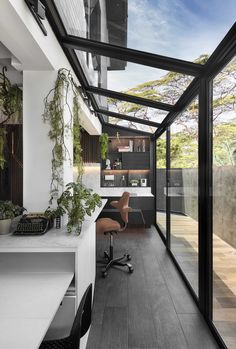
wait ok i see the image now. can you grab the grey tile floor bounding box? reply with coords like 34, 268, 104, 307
86, 226, 219, 349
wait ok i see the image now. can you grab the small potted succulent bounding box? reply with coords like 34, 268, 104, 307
130, 179, 139, 187
0, 201, 25, 235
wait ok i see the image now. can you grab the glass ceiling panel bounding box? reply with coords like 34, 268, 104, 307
75, 51, 194, 104
106, 117, 157, 134
93, 94, 168, 124
55, 0, 235, 62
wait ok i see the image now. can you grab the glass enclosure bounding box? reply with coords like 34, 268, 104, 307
56, 0, 235, 61
212, 56, 236, 349
47, 2, 236, 346
75, 51, 194, 102
156, 131, 167, 238
170, 98, 199, 295
93, 94, 168, 124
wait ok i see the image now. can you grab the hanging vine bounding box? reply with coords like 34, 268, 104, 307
43, 68, 84, 202
73, 95, 83, 180
0, 67, 22, 169
99, 133, 109, 160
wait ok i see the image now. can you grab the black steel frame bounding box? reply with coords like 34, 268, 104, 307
154, 29, 235, 349
98, 109, 160, 128
87, 85, 173, 112
25, 0, 47, 35
42, 3, 236, 347
62, 34, 203, 76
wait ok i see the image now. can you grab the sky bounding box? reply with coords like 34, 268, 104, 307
107, 0, 236, 91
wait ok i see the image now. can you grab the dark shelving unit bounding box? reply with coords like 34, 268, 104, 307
101, 136, 151, 187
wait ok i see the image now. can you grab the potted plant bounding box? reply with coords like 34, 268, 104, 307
99, 133, 109, 160
0, 201, 25, 235
46, 182, 102, 235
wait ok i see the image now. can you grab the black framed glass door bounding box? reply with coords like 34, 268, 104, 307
156, 131, 167, 238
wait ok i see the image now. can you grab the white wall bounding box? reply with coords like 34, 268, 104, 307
23, 71, 56, 211
0, 0, 101, 135
0, 0, 102, 210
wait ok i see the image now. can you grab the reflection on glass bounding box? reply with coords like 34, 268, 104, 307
212, 57, 236, 349
170, 97, 199, 295
56, 0, 101, 39
156, 132, 167, 237
107, 116, 156, 133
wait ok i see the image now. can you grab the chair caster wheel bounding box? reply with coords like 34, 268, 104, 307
128, 266, 134, 273
102, 270, 108, 278
126, 254, 131, 261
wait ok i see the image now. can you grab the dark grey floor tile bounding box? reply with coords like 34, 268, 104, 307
179, 313, 219, 349
98, 306, 128, 349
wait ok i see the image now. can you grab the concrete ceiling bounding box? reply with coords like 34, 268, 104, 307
0, 41, 23, 85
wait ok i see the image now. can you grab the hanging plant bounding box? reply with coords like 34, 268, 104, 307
43, 68, 84, 201
0, 67, 22, 169
73, 95, 83, 180
43, 69, 102, 233
99, 133, 109, 160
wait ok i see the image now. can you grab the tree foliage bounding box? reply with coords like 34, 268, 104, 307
107, 55, 235, 167
154, 56, 235, 168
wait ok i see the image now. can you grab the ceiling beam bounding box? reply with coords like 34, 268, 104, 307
87, 86, 173, 111
103, 122, 152, 135
61, 35, 203, 77
97, 109, 160, 127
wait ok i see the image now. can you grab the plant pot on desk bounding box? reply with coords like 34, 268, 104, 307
0, 218, 12, 235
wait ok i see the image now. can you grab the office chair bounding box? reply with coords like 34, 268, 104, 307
40, 283, 92, 349
96, 191, 134, 277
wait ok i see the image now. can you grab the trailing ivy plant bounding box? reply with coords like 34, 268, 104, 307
43, 68, 83, 201
99, 133, 109, 160
43, 69, 102, 234
0, 67, 22, 169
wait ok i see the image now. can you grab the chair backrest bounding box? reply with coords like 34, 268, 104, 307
70, 283, 92, 349
110, 192, 130, 224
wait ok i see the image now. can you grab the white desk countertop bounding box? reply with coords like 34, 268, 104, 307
98, 188, 154, 197
0, 199, 107, 252
0, 271, 74, 349
0, 200, 107, 349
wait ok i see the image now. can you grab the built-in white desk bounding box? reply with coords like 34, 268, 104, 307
0, 199, 107, 349
0, 272, 73, 349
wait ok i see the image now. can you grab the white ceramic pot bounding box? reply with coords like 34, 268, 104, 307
0, 219, 12, 235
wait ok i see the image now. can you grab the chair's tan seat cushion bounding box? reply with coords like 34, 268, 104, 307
96, 218, 121, 234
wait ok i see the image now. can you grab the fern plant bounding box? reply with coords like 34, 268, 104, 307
46, 182, 102, 235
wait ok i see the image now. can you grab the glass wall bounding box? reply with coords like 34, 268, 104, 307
56, 0, 235, 62
156, 131, 167, 238
212, 56, 236, 349
170, 98, 199, 295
